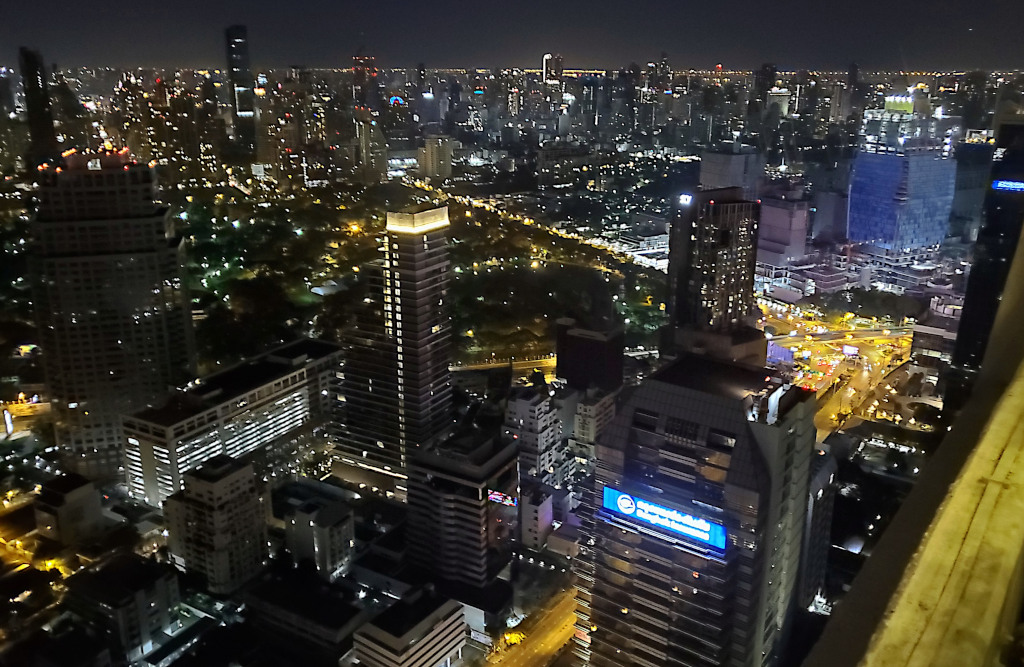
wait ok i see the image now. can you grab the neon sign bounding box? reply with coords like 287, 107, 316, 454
679, 194, 693, 206
602, 486, 726, 549
389, 95, 406, 106
993, 180, 1024, 192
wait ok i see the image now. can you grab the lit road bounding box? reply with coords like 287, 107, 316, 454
759, 305, 913, 442
406, 179, 637, 268
492, 590, 577, 667
452, 357, 557, 375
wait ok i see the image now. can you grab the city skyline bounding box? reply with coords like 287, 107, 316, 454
3, 0, 1022, 72
3, 10, 1024, 665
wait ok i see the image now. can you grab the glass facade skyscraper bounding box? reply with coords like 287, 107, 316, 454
847, 148, 955, 251
953, 118, 1024, 372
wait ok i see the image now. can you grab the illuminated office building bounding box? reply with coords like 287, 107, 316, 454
333, 204, 453, 497
122, 339, 341, 506
225, 25, 256, 157
574, 355, 815, 667
504, 385, 561, 484
847, 146, 955, 251
31, 149, 194, 479
666, 187, 764, 364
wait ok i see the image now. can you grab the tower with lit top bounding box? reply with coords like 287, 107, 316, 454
332, 204, 452, 498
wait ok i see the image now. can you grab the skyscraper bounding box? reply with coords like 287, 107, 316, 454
847, 147, 955, 251
406, 428, 518, 592
355, 108, 388, 184
18, 47, 58, 169
555, 317, 624, 392
952, 115, 1024, 374
352, 54, 379, 109
573, 355, 815, 667
164, 455, 267, 595
333, 204, 453, 497
699, 142, 764, 200
666, 187, 765, 364
505, 385, 561, 484
418, 134, 454, 181
0, 67, 16, 117
30, 148, 194, 479
225, 25, 256, 158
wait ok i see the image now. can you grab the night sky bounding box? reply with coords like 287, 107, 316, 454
4, 0, 1022, 72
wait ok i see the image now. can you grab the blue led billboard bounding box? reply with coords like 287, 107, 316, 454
993, 180, 1024, 192
602, 486, 726, 549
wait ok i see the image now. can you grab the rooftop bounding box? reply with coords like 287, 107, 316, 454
421, 427, 516, 470
247, 572, 361, 631
386, 204, 449, 235
187, 455, 249, 483
368, 589, 454, 639
38, 472, 92, 497
66, 554, 174, 608
130, 338, 340, 427
652, 354, 779, 401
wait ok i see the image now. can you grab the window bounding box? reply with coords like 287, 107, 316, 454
632, 409, 658, 431
665, 417, 700, 440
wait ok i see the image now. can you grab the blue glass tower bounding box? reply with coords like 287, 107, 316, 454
847, 148, 955, 250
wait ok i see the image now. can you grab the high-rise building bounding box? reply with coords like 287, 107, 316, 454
417, 134, 453, 181
34, 473, 103, 546
354, 589, 467, 667
749, 63, 778, 117
949, 139, 996, 242
0, 67, 15, 116
699, 142, 764, 200
406, 428, 518, 591
555, 317, 625, 392
18, 47, 58, 169
666, 187, 765, 364
355, 109, 388, 184
573, 355, 816, 667
164, 455, 267, 595
847, 147, 955, 251
505, 385, 561, 484
333, 204, 453, 497
756, 184, 810, 268
800, 450, 837, 609
284, 496, 354, 583
64, 554, 181, 663
571, 388, 617, 456
225, 25, 256, 157
543, 54, 560, 84
952, 116, 1024, 375
30, 149, 194, 479
353, 54, 379, 108
122, 339, 340, 506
